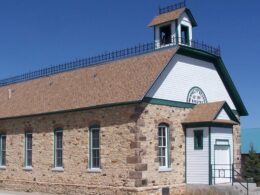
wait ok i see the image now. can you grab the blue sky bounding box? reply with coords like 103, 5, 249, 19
0, 0, 259, 128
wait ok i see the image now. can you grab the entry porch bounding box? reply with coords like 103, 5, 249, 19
182, 101, 240, 185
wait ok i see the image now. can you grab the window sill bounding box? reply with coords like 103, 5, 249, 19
159, 167, 172, 172
52, 167, 64, 172
0, 166, 6, 170
87, 168, 101, 173
23, 166, 33, 171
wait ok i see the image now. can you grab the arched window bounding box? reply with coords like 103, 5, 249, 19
89, 125, 100, 170
54, 128, 63, 169
0, 134, 6, 167
24, 131, 32, 168
158, 123, 170, 168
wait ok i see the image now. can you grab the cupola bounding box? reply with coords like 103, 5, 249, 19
148, 1, 197, 49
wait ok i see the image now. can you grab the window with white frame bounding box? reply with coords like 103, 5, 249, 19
25, 132, 32, 167
89, 126, 100, 169
158, 124, 170, 168
0, 134, 6, 167
54, 129, 63, 168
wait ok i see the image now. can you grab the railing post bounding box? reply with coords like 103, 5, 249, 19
209, 164, 212, 185
232, 164, 234, 186
247, 179, 249, 195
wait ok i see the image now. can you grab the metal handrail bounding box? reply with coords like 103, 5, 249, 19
232, 164, 249, 195
211, 164, 233, 185
159, 1, 186, 15
211, 163, 249, 195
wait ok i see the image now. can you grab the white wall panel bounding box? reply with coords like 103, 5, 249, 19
186, 127, 209, 184
146, 54, 236, 110
216, 109, 230, 120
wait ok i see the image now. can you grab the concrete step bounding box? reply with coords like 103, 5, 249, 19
187, 183, 260, 195
187, 184, 241, 195
212, 184, 242, 195
233, 182, 260, 195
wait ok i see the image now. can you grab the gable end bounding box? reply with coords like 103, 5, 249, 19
177, 46, 248, 116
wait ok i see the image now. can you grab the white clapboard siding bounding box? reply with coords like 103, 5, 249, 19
186, 127, 209, 184
216, 108, 230, 120
146, 54, 236, 110
210, 127, 233, 165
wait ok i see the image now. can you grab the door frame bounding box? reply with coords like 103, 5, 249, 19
213, 139, 232, 184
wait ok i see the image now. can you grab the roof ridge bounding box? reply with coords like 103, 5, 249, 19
0, 42, 175, 88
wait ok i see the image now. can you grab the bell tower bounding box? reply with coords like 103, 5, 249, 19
148, 1, 197, 49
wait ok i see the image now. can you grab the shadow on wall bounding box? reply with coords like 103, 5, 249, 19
0, 103, 146, 135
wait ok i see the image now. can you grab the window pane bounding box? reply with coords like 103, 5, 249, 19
56, 132, 63, 149
1, 151, 6, 166
194, 130, 203, 150
55, 130, 63, 167
162, 128, 166, 137
92, 157, 99, 168
2, 136, 6, 151
158, 125, 169, 168
56, 149, 63, 167
25, 133, 33, 167
160, 148, 166, 157
159, 157, 166, 167
92, 138, 99, 148
92, 149, 99, 168
92, 130, 99, 139
1, 136, 6, 166
26, 134, 32, 150
90, 127, 100, 169
92, 149, 99, 158
27, 150, 32, 166
163, 136, 166, 147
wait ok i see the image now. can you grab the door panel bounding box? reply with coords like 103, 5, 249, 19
214, 145, 231, 184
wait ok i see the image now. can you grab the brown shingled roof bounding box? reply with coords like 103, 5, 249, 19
148, 8, 186, 27
0, 48, 177, 119
183, 101, 239, 125
148, 8, 198, 27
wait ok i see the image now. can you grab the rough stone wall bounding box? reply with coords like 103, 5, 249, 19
233, 124, 241, 170
0, 104, 141, 194
0, 101, 242, 195
0, 102, 190, 195
132, 103, 192, 191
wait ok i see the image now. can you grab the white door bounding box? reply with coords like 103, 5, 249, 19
214, 145, 231, 184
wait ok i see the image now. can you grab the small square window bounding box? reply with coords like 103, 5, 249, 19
194, 130, 203, 150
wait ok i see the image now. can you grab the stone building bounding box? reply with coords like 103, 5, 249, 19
0, 2, 247, 195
